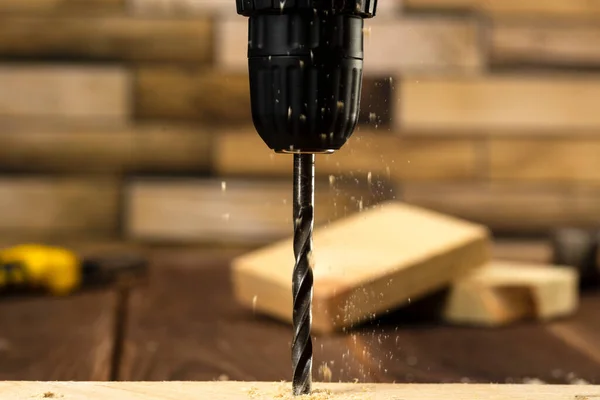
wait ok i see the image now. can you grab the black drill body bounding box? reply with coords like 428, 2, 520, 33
236, 0, 377, 395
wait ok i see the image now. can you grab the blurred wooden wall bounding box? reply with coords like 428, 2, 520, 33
1, 0, 599, 245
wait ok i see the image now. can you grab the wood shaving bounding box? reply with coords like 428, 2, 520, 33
246, 382, 374, 399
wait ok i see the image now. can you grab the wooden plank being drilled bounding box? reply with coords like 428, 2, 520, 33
0, 291, 117, 381
232, 201, 490, 333
216, 16, 483, 74
0, 177, 119, 238
398, 75, 600, 131
214, 128, 481, 180
491, 19, 600, 68
0, 124, 212, 173
401, 183, 600, 234
0, 65, 129, 120
1, 382, 600, 399
489, 138, 600, 183
0, 0, 123, 14
404, 0, 600, 17
124, 178, 395, 245
0, 17, 212, 62
134, 67, 250, 124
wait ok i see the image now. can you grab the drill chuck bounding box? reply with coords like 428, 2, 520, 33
237, 0, 377, 153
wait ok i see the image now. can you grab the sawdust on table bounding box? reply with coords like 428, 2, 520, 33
246, 382, 374, 399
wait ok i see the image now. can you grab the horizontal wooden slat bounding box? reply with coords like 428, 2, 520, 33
489, 138, 600, 183
0, 124, 211, 173
0, 177, 119, 237
0, 0, 123, 14
217, 16, 482, 74
134, 67, 250, 124
0, 16, 212, 62
404, 0, 600, 17
125, 178, 395, 244
491, 19, 600, 67
402, 183, 600, 233
214, 128, 481, 180
399, 75, 600, 131
0, 65, 129, 120
126, 0, 235, 16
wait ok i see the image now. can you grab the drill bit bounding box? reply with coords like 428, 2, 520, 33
292, 153, 315, 396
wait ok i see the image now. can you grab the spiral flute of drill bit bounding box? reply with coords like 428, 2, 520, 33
292, 153, 315, 396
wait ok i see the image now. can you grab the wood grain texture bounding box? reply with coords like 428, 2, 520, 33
1, 382, 600, 399
444, 261, 578, 326
0, 177, 120, 237
401, 183, 600, 233
0, 65, 129, 120
118, 250, 367, 382
491, 18, 600, 67
399, 75, 600, 131
214, 128, 481, 180
0, 291, 116, 380
233, 201, 490, 333
127, 0, 235, 16
217, 16, 482, 74
134, 67, 249, 123
0, 124, 212, 174
124, 177, 394, 245
404, 0, 600, 17
0, 17, 212, 62
490, 138, 600, 183
0, 0, 123, 14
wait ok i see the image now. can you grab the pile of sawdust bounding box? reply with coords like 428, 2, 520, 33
246, 382, 374, 399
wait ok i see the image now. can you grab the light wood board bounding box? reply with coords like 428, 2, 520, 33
216, 16, 482, 74
491, 19, 600, 67
404, 0, 600, 17
134, 67, 250, 123
0, 16, 212, 62
125, 178, 395, 245
398, 75, 600, 131
0, 0, 123, 14
214, 128, 481, 180
489, 138, 600, 183
401, 182, 600, 233
127, 0, 235, 16
232, 201, 490, 333
0, 124, 211, 173
2, 381, 598, 399
0, 177, 119, 237
0, 65, 129, 120
444, 260, 579, 326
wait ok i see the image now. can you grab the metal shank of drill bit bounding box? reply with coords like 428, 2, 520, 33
292, 153, 315, 396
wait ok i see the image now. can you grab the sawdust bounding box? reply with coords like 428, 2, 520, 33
245, 382, 374, 399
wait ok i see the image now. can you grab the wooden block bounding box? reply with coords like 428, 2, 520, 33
217, 16, 482, 74
1, 382, 600, 399
0, 16, 212, 62
401, 183, 600, 233
125, 178, 394, 245
126, 0, 235, 16
0, 177, 119, 237
399, 76, 600, 131
214, 128, 480, 180
0, 292, 117, 380
444, 261, 578, 326
490, 138, 600, 183
493, 240, 552, 264
0, 0, 123, 14
232, 201, 490, 333
491, 19, 600, 67
0, 65, 129, 120
0, 124, 211, 173
134, 67, 250, 124
404, 0, 600, 17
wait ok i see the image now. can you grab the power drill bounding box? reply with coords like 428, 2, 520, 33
235, 0, 377, 395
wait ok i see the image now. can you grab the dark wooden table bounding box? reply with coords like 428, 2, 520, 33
1, 246, 599, 384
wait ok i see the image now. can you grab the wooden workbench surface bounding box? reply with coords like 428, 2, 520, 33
1, 244, 599, 384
